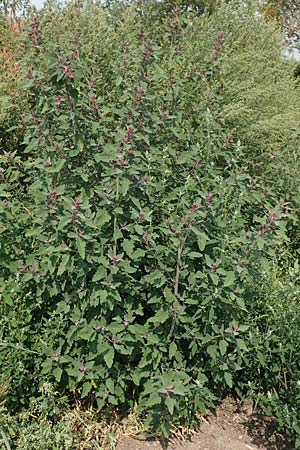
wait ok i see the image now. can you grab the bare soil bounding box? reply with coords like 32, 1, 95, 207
117, 399, 293, 450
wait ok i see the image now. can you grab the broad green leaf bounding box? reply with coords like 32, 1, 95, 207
122, 239, 134, 257
148, 309, 169, 324
104, 347, 114, 369
95, 145, 115, 162
224, 372, 233, 388
53, 367, 62, 382
96, 397, 105, 410
188, 251, 202, 258
95, 210, 111, 227
165, 396, 176, 415
132, 249, 145, 260
260, 256, 270, 272
144, 271, 162, 283
57, 254, 70, 276
224, 271, 235, 287
92, 266, 107, 282
210, 273, 219, 285
108, 323, 124, 333
146, 393, 161, 407
172, 385, 185, 396
22, 272, 33, 282
106, 378, 114, 394
161, 421, 170, 438
76, 238, 86, 259
57, 216, 71, 231
236, 339, 248, 352
169, 342, 177, 358
116, 75, 122, 86
219, 340, 228, 356
196, 401, 206, 415
207, 345, 217, 360
81, 381, 92, 398
257, 351, 266, 366
25, 228, 40, 237
197, 233, 209, 251
80, 173, 88, 182
77, 136, 84, 153
48, 158, 65, 173
257, 236, 265, 250
121, 178, 130, 196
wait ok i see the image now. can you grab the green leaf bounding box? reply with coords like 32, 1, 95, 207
25, 228, 40, 237
122, 239, 134, 257
146, 393, 161, 407
94, 145, 115, 162
207, 345, 217, 360
121, 178, 130, 196
197, 233, 208, 251
172, 385, 185, 396
104, 347, 114, 369
76, 238, 86, 259
224, 372, 233, 388
80, 173, 88, 182
257, 351, 266, 366
210, 273, 219, 285
224, 271, 235, 287
260, 256, 270, 272
108, 322, 125, 333
169, 342, 177, 358
188, 251, 202, 258
148, 309, 169, 324
96, 397, 105, 410
95, 210, 111, 227
257, 236, 265, 250
132, 249, 145, 260
57, 216, 71, 231
116, 75, 122, 86
81, 381, 92, 398
106, 378, 114, 394
131, 371, 142, 386
144, 271, 162, 283
196, 401, 206, 415
57, 254, 70, 276
77, 136, 84, 153
49, 158, 65, 173
53, 367, 62, 382
219, 340, 228, 356
22, 272, 33, 282
161, 421, 170, 438
92, 266, 107, 282
236, 339, 248, 352
165, 396, 176, 415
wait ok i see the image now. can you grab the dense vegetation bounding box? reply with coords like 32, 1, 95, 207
1, 0, 300, 448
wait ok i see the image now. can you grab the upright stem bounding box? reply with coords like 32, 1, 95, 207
113, 176, 119, 257
174, 244, 181, 297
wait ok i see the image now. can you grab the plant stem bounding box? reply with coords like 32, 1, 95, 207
113, 176, 119, 256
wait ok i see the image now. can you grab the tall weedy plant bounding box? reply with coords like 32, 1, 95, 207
0, 8, 292, 437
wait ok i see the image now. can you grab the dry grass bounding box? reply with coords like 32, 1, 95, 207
67, 406, 148, 450
68, 405, 204, 450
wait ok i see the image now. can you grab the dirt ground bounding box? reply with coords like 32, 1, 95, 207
117, 399, 293, 450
